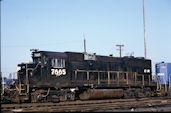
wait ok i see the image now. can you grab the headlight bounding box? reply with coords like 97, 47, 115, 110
17, 66, 21, 71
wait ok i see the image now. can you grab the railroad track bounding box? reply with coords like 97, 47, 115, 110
2, 97, 171, 112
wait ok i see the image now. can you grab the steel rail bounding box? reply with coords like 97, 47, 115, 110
2, 96, 171, 112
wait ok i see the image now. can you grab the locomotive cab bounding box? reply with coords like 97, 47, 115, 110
26, 50, 69, 88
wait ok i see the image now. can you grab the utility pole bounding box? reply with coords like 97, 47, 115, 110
143, 0, 147, 59
116, 45, 124, 57
83, 33, 86, 53
0, 1, 2, 106
1, 72, 4, 96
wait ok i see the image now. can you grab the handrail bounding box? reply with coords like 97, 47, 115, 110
74, 70, 143, 85
27, 62, 42, 71
74, 69, 150, 87
75, 69, 129, 73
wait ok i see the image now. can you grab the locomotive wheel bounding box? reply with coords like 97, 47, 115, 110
59, 92, 75, 101
144, 91, 151, 97
144, 88, 151, 97
51, 95, 60, 103
65, 93, 75, 101
135, 89, 144, 98
31, 93, 39, 103
127, 91, 135, 98
123, 92, 129, 99
31, 89, 45, 103
124, 89, 135, 98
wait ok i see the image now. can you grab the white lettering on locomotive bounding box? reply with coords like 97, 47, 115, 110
51, 69, 66, 77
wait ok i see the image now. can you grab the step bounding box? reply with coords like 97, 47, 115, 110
20, 93, 28, 96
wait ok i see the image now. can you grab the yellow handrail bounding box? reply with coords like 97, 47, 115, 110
74, 69, 150, 87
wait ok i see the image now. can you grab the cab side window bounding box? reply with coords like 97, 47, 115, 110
51, 58, 65, 68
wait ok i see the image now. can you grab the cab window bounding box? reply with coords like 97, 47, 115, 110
51, 58, 65, 68
33, 58, 41, 64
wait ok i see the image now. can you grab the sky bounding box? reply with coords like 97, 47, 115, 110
1, 0, 171, 78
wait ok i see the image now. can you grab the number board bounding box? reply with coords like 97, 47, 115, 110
51, 68, 66, 77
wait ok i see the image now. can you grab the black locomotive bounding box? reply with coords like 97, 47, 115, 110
17, 50, 157, 102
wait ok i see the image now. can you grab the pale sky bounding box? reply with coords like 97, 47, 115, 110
1, 0, 171, 78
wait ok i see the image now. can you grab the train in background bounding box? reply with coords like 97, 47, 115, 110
11, 49, 159, 103
154, 62, 171, 96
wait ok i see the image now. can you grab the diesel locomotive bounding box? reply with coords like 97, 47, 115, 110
16, 50, 157, 102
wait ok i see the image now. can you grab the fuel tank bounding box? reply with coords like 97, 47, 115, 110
79, 89, 124, 100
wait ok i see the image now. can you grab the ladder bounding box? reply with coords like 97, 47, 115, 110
19, 83, 29, 100
19, 64, 30, 101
